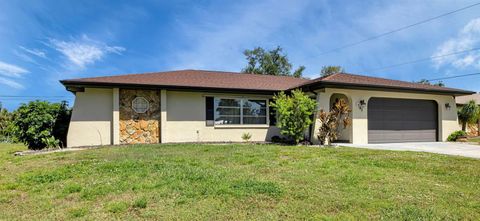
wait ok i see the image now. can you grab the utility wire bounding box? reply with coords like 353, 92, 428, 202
427, 72, 480, 81
364, 47, 480, 72
319, 2, 480, 55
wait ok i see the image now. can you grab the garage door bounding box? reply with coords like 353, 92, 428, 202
368, 98, 438, 143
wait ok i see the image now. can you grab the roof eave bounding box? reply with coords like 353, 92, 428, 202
59, 80, 282, 95
295, 81, 475, 96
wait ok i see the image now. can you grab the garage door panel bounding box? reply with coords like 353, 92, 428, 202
368, 130, 437, 143
368, 98, 437, 143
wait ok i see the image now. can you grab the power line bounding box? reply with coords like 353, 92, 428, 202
364, 47, 480, 72
318, 2, 480, 55
427, 72, 480, 81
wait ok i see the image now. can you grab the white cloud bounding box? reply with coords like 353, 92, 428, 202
0, 61, 29, 78
433, 18, 480, 69
0, 76, 24, 89
49, 35, 125, 68
19, 46, 47, 58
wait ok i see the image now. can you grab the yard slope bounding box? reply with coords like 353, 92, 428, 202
0, 143, 479, 220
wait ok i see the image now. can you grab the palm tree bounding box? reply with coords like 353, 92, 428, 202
458, 100, 480, 131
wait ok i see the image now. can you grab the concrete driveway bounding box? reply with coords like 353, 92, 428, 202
337, 142, 480, 159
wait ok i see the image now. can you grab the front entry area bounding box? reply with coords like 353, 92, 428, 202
368, 98, 438, 143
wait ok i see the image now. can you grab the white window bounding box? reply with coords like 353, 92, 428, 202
214, 98, 267, 125
132, 97, 149, 113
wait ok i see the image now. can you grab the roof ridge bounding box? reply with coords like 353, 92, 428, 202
63, 69, 191, 81
62, 69, 310, 82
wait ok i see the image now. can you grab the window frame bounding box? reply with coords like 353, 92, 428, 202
213, 97, 269, 126
132, 97, 150, 114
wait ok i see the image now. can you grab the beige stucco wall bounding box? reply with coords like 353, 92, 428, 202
67, 88, 113, 147
163, 91, 281, 143
66, 87, 461, 146
311, 88, 460, 144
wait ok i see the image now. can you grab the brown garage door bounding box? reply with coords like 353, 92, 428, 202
368, 98, 438, 143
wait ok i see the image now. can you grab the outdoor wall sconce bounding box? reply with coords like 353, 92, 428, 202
445, 103, 451, 110
357, 99, 366, 111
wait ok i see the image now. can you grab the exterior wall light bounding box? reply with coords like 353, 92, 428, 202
445, 103, 451, 110
357, 99, 366, 111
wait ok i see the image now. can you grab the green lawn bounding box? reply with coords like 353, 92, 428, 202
468, 137, 480, 143
1, 143, 479, 220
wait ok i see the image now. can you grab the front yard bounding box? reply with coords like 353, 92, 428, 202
468, 136, 480, 143
1, 143, 479, 220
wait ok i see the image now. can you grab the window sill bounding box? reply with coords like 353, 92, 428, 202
214, 125, 270, 129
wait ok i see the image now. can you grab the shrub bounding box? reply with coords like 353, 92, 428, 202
12, 100, 71, 150
52, 101, 71, 147
270, 90, 316, 144
317, 99, 351, 145
447, 130, 467, 142
241, 132, 252, 142
0, 103, 16, 143
41, 136, 60, 149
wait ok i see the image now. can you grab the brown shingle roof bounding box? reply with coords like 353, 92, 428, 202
61, 70, 474, 95
298, 72, 474, 95
61, 70, 310, 92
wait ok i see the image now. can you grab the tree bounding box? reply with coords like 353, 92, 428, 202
270, 90, 316, 144
52, 101, 72, 147
457, 100, 480, 131
13, 100, 71, 149
320, 66, 344, 77
242, 46, 305, 78
317, 99, 351, 145
0, 103, 15, 142
416, 79, 444, 87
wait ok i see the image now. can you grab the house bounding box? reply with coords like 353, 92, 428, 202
60, 70, 474, 147
456, 93, 480, 136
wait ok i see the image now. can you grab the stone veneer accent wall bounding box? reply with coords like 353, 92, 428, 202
119, 89, 160, 144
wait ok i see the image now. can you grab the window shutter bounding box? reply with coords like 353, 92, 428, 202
269, 100, 276, 126
205, 96, 214, 126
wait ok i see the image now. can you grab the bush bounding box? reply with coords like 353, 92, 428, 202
0, 102, 16, 143
270, 90, 316, 144
447, 130, 467, 142
52, 101, 71, 147
13, 100, 71, 150
317, 99, 351, 145
241, 132, 252, 142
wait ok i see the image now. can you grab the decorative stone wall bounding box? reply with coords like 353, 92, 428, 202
119, 89, 160, 144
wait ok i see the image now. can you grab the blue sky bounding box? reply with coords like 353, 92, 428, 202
1, 0, 479, 110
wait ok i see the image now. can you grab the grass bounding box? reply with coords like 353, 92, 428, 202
468, 136, 480, 143
0, 143, 479, 220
